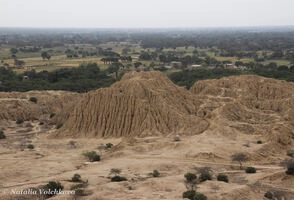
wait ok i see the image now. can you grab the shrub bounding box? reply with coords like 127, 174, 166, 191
71, 174, 81, 182
185, 173, 197, 182
111, 175, 127, 182
56, 123, 63, 129
42, 181, 64, 197
152, 170, 160, 177
74, 188, 87, 196
184, 173, 197, 191
69, 140, 77, 148
27, 144, 34, 150
194, 192, 207, 200
106, 143, 113, 149
287, 150, 294, 158
0, 131, 6, 139
49, 113, 56, 118
16, 119, 24, 124
199, 172, 212, 182
83, 151, 100, 162
245, 167, 256, 173
173, 135, 181, 142
39, 121, 44, 125
232, 153, 249, 169
286, 160, 294, 175
182, 190, 196, 200
257, 140, 262, 144
217, 174, 228, 183
110, 168, 121, 176
264, 191, 273, 199
29, 97, 37, 103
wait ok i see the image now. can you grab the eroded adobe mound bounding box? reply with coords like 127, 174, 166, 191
191, 75, 294, 146
0, 91, 81, 121
58, 71, 209, 137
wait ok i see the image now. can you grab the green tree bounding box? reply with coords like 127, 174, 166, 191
10, 48, 18, 54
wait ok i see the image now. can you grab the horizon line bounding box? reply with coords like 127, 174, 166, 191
1, 25, 294, 30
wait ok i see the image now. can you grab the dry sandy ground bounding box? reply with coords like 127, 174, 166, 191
0, 120, 293, 200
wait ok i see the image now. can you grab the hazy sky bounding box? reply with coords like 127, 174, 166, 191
0, 0, 293, 28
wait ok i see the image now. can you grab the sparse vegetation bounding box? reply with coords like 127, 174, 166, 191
286, 159, 294, 175
232, 153, 249, 169
245, 167, 256, 173
56, 123, 63, 129
264, 191, 273, 199
217, 174, 229, 183
109, 168, 127, 182
194, 192, 207, 200
27, 144, 34, 150
199, 171, 212, 182
83, 151, 100, 162
196, 167, 212, 182
16, 119, 24, 124
184, 172, 197, 191
173, 135, 181, 142
182, 190, 196, 200
0, 131, 6, 139
287, 150, 294, 158
49, 113, 56, 118
42, 181, 64, 197
29, 97, 37, 103
152, 170, 160, 177
71, 174, 82, 182
111, 175, 127, 182
68, 140, 77, 148
110, 168, 121, 176
106, 143, 113, 149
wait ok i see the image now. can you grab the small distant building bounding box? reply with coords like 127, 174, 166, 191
187, 64, 201, 70
23, 76, 29, 80
164, 65, 173, 70
136, 66, 149, 72
224, 64, 237, 69
170, 61, 182, 69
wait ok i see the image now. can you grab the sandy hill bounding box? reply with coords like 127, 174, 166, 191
58, 71, 209, 137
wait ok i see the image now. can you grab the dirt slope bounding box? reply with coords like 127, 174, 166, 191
58, 71, 209, 137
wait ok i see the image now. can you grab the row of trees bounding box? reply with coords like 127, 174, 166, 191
0, 62, 115, 92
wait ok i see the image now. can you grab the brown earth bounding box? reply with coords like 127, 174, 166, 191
0, 72, 293, 200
